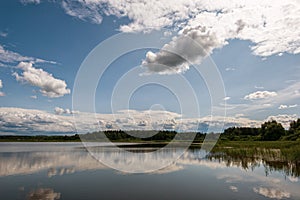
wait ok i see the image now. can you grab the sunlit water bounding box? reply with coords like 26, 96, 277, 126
0, 143, 299, 200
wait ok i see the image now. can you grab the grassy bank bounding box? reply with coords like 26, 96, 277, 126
212, 141, 300, 161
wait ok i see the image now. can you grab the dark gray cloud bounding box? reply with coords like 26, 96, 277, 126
142, 26, 223, 74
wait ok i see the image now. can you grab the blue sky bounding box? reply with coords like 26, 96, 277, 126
0, 0, 299, 134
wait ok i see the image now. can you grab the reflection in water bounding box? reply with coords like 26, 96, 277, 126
27, 188, 61, 200
0, 143, 299, 200
253, 187, 290, 199
205, 148, 300, 177
0, 143, 299, 178
0, 151, 105, 177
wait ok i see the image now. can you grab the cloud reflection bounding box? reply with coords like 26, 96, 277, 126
253, 187, 290, 199
27, 188, 61, 200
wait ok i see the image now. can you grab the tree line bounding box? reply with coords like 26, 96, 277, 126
0, 119, 299, 142
221, 118, 300, 141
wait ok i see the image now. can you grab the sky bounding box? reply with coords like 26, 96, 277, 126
0, 0, 300, 134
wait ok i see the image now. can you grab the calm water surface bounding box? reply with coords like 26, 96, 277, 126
0, 142, 299, 200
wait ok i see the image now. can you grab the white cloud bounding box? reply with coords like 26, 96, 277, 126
218, 82, 300, 116
54, 107, 79, 115
255, 85, 264, 89
59, 0, 300, 62
229, 186, 238, 192
278, 104, 288, 110
223, 96, 231, 101
278, 104, 298, 109
142, 26, 224, 74
0, 79, 4, 97
54, 107, 65, 115
253, 187, 290, 199
30, 95, 37, 99
0, 32, 8, 38
225, 67, 235, 71
0, 107, 259, 134
0, 44, 56, 65
266, 114, 297, 128
13, 62, 70, 98
61, 1, 103, 24
0, 107, 297, 134
0, 45, 33, 64
20, 0, 41, 4
244, 91, 277, 100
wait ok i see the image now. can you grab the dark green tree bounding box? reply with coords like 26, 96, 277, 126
288, 119, 300, 135
260, 120, 285, 141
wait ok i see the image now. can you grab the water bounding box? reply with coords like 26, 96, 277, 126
0, 143, 299, 200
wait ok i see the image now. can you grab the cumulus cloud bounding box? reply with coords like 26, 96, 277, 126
0, 107, 265, 135
244, 91, 277, 100
142, 26, 224, 74
13, 62, 70, 98
59, 0, 300, 72
253, 187, 290, 199
0, 107, 297, 134
266, 114, 297, 129
54, 107, 79, 115
30, 95, 37, 99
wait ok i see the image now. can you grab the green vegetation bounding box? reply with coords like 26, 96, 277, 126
220, 119, 300, 141
0, 118, 299, 142
0, 134, 81, 142
81, 130, 205, 142
210, 140, 300, 177
207, 119, 300, 177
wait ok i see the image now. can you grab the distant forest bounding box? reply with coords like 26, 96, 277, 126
0, 119, 299, 142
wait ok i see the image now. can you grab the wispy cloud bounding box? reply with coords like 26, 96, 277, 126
20, 0, 40, 5
0, 31, 8, 38
225, 67, 236, 71
278, 104, 298, 109
0, 44, 56, 66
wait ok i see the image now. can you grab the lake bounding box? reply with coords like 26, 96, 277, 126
0, 142, 299, 200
